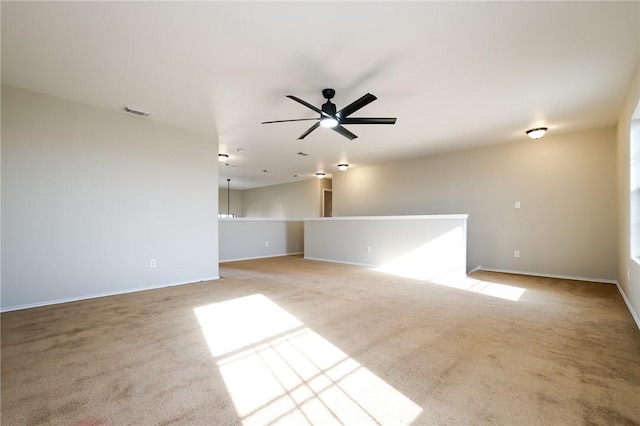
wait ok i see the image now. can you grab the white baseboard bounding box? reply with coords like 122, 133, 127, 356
220, 252, 304, 263
0, 276, 220, 313
303, 256, 376, 268
475, 267, 617, 285
616, 282, 640, 331
468, 265, 483, 274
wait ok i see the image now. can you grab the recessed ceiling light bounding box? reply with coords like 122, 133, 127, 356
337, 164, 349, 171
526, 127, 548, 139
218, 154, 229, 162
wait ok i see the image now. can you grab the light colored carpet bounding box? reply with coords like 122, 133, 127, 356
2, 255, 639, 425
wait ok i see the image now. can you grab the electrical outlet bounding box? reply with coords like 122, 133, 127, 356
265, 241, 269, 247
150, 259, 157, 268
514, 250, 520, 258
515, 201, 521, 209
366, 246, 372, 253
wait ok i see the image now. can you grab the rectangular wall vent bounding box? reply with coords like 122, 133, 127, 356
123, 106, 151, 117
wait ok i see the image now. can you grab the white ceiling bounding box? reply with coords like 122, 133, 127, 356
2, 1, 639, 189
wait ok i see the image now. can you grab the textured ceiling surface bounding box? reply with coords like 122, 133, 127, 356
2, 1, 639, 189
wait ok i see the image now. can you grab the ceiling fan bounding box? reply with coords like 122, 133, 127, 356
261, 88, 396, 140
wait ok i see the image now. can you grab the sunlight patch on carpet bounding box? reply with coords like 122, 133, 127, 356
374, 227, 525, 301
194, 294, 422, 425
377, 266, 526, 302
433, 275, 526, 301
194, 294, 302, 357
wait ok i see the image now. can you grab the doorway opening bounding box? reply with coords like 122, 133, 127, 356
322, 189, 333, 217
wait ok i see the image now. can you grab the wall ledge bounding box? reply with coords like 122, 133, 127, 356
219, 218, 305, 222
304, 214, 469, 221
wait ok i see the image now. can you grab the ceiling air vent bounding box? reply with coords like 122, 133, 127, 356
122, 106, 151, 117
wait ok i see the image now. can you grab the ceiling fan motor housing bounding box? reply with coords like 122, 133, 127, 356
321, 88, 337, 116
322, 101, 337, 116
322, 88, 335, 100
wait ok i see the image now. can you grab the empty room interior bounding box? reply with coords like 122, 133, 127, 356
2, 2, 640, 425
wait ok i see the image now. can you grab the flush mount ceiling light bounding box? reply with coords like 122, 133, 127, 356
218, 154, 229, 162
337, 163, 349, 171
315, 172, 326, 179
526, 127, 548, 139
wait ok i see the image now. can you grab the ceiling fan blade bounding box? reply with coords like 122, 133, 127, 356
337, 93, 377, 119
340, 117, 397, 125
261, 118, 319, 124
298, 122, 320, 140
287, 95, 328, 117
331, 124, 358, 140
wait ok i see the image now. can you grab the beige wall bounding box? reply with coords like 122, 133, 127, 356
242, 178, 328, 218
304, 215, 467, 277
1, 85, 219, 310
218, 188, 243, 217
617, 61, 640, 325
219, 219, 304, 262
333, 127, 617, 281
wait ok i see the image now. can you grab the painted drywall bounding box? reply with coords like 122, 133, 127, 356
242, 178, 328, 218
333, 127, 617, 281
1, 85, 219, 310
304, 216, 467, 281
617, 61, 640, 327
0, 85, 3, 303
219, 219, 303, 262
218, 188, 243, 217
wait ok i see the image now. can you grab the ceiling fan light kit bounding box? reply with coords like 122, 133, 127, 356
262, 88, 397, 140
526, 127, 548, 139
320, 117, 338, 128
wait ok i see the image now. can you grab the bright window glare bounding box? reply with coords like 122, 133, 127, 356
376, 227, 466, 282
194, 295, 423, 425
